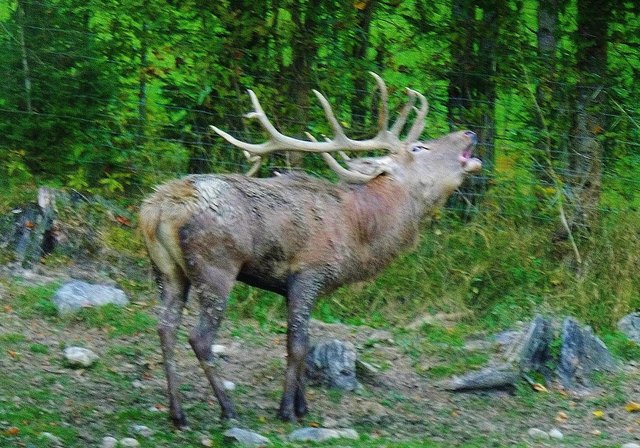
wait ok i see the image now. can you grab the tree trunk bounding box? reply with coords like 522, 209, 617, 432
351, 0, 377, 134
287, 0, 322, 169
447, 0, 500, 204
138, 20, 148, 140
566, 0, 611, 236
533, 0, 563, 182
17, 0, 32, 113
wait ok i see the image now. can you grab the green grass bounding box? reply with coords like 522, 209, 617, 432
10, 282, 60, 318
29, 343, 50, 354
70, 304, 157, 337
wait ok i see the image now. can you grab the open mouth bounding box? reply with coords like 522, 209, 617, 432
458, 144, 482, 173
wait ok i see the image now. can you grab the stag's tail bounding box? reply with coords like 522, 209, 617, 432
139, 178, 198, 277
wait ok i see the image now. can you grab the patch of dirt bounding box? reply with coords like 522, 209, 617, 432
1, 268, 640, 447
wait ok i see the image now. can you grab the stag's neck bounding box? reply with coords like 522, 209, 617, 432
343, 176, 422, 274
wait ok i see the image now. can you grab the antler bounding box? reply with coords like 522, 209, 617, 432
211, 72, 429, 178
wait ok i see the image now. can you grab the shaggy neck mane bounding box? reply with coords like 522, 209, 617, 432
347, 175, 417, 245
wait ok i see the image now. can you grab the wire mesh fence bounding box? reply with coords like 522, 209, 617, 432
1, 0, 639, 223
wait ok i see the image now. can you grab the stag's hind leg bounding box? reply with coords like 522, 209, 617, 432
156, 268, 190, 429
187, 265, 238, 420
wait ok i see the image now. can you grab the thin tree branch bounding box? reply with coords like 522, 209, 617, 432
522, 64, 582, 264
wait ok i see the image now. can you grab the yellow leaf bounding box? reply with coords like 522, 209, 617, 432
625, 401, 640, 412
532, 383, 548, 393
592, 410, 604, 419
309, 421, 320, 427
555, 411, 568, 423
353, 1, 367, 10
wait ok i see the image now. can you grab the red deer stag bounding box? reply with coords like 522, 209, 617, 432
140, 73, 481, 427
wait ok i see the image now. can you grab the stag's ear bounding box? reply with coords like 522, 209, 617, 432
345, 156, 395, 177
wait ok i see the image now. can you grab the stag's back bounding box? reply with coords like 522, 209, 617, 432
139, 173, 352, 282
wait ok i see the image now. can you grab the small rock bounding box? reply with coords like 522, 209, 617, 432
131, 380, 144, 388
119, 438, 140, 447
618, 312, 640, 344
444, 363, 519, 391
200, 437, 213, 447
63, 347, 98, 368
306, 340, 358, 391
52, 280, 128, 314
132, 424, 153, 438
622, 444, 640, 448
527, 428, 550, 440
222, 380, 236, 391
40, 432, 63, 446
289, 428, 359, 442
211, 344, 227, 355
548, 428, 563, 440
101, 436, 118, 448
322, 416, 339, 428
223, 428, 271, 447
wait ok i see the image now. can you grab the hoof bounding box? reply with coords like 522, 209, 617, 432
294, 404, 308, 418
221, 412, 239, 422
277, 409, 297, 423
171, 413, 189, 430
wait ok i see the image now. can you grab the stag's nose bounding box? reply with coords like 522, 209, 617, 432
464, 131, 477, 145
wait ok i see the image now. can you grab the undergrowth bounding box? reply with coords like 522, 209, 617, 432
1, 182, 639, 333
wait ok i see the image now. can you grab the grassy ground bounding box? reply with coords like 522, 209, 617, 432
1, 275, 639, 448
1, 186, 639, 446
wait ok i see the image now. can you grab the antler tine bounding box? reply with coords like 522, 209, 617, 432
244, 150, 262, 176
369, 72, 389, 133
404, 90, 429, 142
390, 88, 417, 137
304, 132, 375, 184
312, 89, 349, 143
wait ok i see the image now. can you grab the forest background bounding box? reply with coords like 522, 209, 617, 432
1, 0, 640, 332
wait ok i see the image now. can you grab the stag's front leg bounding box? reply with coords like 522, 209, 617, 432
188, 267, 238, 421
278, 276, 317, 421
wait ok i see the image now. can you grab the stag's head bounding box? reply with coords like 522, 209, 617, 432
210, 72, 481, 198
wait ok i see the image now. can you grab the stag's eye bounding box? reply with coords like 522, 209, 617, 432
411, 144, 429, 153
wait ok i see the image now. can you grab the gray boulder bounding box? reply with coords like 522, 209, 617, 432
288, 427, 359, 442
52, 280, 128, 314
223, 428, 270, 447
305, 339, 358, 391
445, 315, 552, 391
443, 363, 520, 391
558, 317, 617, 390
512, 315, 553, 373
618, 312, 640, 344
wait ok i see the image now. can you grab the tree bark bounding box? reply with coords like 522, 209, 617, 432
287, 0, 322, 169
17, 0, 32, 113
447, 0, 500, 203
566, 0, 611, 236
351, 0, 377, 134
